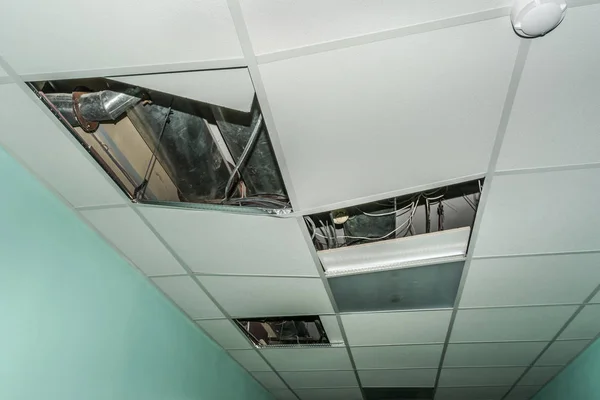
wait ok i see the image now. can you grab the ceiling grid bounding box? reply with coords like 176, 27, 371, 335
130, 206, 303, 398
499, 286, 600, 399
255, 7, 512, 65
1, 1, 600, 400
431, 37, 532, 396
225, 0, 301, 210
295, 218, 367, 400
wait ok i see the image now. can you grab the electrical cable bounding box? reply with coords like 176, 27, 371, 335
437, 200, 444, 231
463, 194, 476, 211
425, 197, 431, 233
223, 196, 290, 208
328, 219, 338, 248
304, 217, 317, 240
319, 220, 332, 248
136, 101, 172, 200
223, 114, 263, 200
358, 202, 414, 217
314, 200, 417, 243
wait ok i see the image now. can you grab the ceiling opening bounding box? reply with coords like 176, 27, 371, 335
28, 78, 290, 213
364, 387, 434, 400
234, 316, 332, 347
304, 179, 482, 252
305, 180, 482, 313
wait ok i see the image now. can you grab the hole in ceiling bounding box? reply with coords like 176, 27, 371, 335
304, 179, 482, 251
28, 78, 290, 213
234, 316, 332, 347
306, 179, 481, 312
364, 387, 434, 400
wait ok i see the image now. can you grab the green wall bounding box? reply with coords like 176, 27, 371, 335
0, 146, 272, 400
533, 338, 600, 400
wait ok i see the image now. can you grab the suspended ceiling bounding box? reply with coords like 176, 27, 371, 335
1, 1, 600, 399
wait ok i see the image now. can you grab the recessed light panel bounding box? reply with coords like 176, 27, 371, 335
329, 261, 464, 312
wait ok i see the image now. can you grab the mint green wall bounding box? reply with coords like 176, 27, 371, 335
0, 146, 272, 400
533, 338, 600, 400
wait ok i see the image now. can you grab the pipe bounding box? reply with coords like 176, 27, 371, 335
45, 93, 79, 126
45, 90, 141, 132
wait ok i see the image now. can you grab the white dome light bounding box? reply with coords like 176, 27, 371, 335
511, 0, 567, 38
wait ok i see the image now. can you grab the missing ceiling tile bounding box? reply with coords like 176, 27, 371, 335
28, 77, 290, 213
304, 179, 482, 252
364, 387, 434, 400
234, 316, 335, 347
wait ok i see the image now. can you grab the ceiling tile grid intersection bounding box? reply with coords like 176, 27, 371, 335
0, 64, 128, 209
291, 218, 368, 399
258, 16, 520, 211
429, 37, 533, 399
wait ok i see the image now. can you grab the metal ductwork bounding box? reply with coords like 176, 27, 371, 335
37, 80, 289, 209
46, 90, 141, 132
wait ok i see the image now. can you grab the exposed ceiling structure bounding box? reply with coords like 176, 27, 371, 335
1, 1, 600, 399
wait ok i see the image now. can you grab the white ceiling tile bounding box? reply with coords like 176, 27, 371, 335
140, 206, 318, 277
435, 386, 510, 400
451, 307, 576, 342
342, 310, 452, 345
81, 207, 185, 277
199, 276, 333, 317
151, 276, 223, 319
319, 315, 343, 343
112, 68, 255, 113
228, 350, 272, 372
0, 0, 242, 75
438, 367, 526, 387
260, 348, 352, 371
259, 18, 518, 211
295, 388, 362, 400
251, 371, 288, 389
351, 345, 443, 369
460, 253, 600, 307
444, 342, 547, 367
504, 386, 543, 400
518, 366, 563, 386
0, 84, 125, 207
536, 340, 590, 366
559, 305, 600, 340
280, 371, 357, 389
270, 389, 298, 400
497, 5, 600, 171
196, 319, 251, 350
358, 369, 437, 387
240, 0, 511, 55
473, 169, 600, 256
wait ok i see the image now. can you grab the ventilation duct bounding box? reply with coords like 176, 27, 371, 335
45, 90, 141, 132
33, 76, 289, 211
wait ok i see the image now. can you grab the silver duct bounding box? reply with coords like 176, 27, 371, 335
46, 90, 141, 132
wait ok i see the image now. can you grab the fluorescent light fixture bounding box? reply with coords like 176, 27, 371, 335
319, 227, 470, 277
